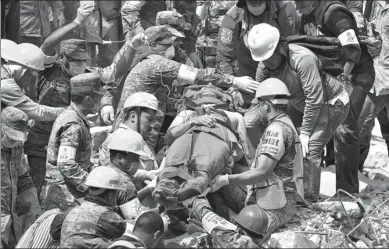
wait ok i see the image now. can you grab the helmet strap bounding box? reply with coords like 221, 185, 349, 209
136, 107, 142, 135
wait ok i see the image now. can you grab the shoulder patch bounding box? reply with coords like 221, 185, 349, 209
220, 28, 234, 44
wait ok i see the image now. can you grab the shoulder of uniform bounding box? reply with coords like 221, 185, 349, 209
226, 5, 243, 21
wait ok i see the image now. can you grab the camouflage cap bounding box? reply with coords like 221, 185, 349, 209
1, 106, 29, 142
70, 72, 103, 96
60, 39, 90, 61
145, 25, 185, 45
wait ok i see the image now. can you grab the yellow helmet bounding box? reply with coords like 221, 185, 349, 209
247, 23, 280, 62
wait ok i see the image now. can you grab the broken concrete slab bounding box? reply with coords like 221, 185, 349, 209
267, 231, 318, 248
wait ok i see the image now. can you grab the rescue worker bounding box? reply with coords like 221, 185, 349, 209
196, 0, 237, 68
44, 73, 104, 211
246, 24, 350, 202
60, 166, 127, 248
295, 0, 375, 195
108, 211, 164, 249
15, 208, 70, 249
110, 24, 260, 152
216, 0, 299, 79
99, 92, 162, 170
24, 4, 148, 198
107, 128, 159, 218
1, 0, 20, 42
358, 0, 389, 171
212, 78, 303, 235
1, 40, 64, 120
1, 107, 41, 248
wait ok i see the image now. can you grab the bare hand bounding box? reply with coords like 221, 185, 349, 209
299, 134, 310, 158
100, 105, 115, 125
191, 115, 215, 127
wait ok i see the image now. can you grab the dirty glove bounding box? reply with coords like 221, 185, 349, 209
299, 134, 310, 158
233, 76, 260, 93
100, 105, 115, 125
74, 0, 95, 26
190, 114, 215, 128
130, 33, 148, 51
211, 175, 229, 193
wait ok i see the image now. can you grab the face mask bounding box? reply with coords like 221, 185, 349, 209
69, 61, 87, 76
128, 161, 141, 176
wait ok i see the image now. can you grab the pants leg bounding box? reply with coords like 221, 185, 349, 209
335, 73, 373, 193
26, 155, 46, 201
305, 101, 350, 201
377, 107, 389, 152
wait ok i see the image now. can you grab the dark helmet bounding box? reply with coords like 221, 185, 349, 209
236, 205, 268, 236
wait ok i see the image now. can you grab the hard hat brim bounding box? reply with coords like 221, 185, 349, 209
85, 181, 126, 192
250, 47, 277, 62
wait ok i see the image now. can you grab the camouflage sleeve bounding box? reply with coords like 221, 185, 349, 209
211, 228, 259, 248
1, 78, 64, 121
57, 123, 89, 192
121, 0, 147, 41
17, 153, 34, 194
216, 11, 240, 75
255, 63, 270, 82
96, 211, 127, 240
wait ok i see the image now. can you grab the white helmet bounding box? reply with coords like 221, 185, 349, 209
1, 39, 18, 61
247, 23, 280, 62
123, 92, 163, 116
9, 43, 46, 71
255, 78, 290, 104
85, 166, 124, 191
108, 128, 151, 158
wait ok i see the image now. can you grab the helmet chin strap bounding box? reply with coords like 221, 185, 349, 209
136, 107, 142, 135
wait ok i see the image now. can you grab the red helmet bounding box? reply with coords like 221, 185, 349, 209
236, 205, 268, 236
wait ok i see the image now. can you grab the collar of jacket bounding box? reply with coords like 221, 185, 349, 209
70, 103, 90, 128
84, 194, 115, 208
120, 233, 147, 248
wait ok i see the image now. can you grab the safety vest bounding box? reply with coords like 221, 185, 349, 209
253, 115, 304, 210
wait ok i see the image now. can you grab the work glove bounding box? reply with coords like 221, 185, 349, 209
146, 170, 160, 181
228, 87, 244, 110
146, 177, 158, 189
299, 133, 310, 158
130, 33, 148, 51
190, 114, 216, 128
74, 0, 95, 26
233, 76, 260, 94
211, 175, 229, 193
100, 105, 115, 125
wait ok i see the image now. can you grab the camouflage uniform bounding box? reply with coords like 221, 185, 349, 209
44, 103, 92, 211
60, 194, 126, 248
25, 39, 139, 198
1, 146, 38, 248
110, 55, 236, 152
197, 1, 237, 68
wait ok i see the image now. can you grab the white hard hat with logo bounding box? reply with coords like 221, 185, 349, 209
1, 39, 18, 61
255, 78, 290, 105
123, 92, 163, 116
8, 43, 46, 71
248, 23, 280, 62
108, 128, 151, 158
85, 166, 125, 191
